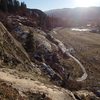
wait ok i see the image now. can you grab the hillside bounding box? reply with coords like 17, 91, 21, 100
0, 19, 77, 100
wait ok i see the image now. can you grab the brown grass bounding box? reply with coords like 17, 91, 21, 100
51, 28, 100, 90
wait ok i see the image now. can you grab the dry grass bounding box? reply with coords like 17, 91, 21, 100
51, 28, 100, 90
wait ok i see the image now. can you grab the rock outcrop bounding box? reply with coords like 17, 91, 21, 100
0, 22, 35, 71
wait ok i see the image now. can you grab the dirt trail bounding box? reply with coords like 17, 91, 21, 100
0, 71, 76, 100
48, 32, 88, 82
67, 53, 88, 81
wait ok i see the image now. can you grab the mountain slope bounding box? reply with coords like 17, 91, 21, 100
46, 7, 100, 27
0, 21, 78, 100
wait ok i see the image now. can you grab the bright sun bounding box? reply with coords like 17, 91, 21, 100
75, 0, 99, 7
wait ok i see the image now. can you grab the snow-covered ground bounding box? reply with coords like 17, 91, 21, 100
71, 28, 90, 32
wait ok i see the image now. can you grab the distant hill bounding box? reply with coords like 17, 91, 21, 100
0, 8, 49, 31
0, 0, 50, 31
46, 7, 100, 27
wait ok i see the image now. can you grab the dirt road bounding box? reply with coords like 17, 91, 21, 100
67, 53, 88, 81
49, 31, 88, 82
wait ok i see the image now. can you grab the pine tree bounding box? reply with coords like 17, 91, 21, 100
21, 2, 26, 9
13, 0, 20, 10
8, 0, 13, 12
0, 0, 8, 12
0, 0, 27, 12
24, 32, 35, 53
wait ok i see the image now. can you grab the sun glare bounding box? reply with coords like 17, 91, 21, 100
75, 0, 99, 7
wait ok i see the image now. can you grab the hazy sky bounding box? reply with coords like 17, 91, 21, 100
19, 0, 100, 11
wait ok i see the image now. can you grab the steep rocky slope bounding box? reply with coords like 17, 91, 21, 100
0, 22, 32, 69
0, 13, 100, 99
0, 20, 82, 100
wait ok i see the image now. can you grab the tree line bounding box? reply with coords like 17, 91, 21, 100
0, 0, 27, 12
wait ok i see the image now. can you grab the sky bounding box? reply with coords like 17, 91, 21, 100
19, 0, 100, 11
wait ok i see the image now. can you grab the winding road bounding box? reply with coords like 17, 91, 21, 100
67, 53, 88, 82
48, 32, 88, 82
